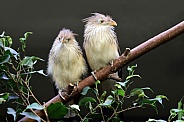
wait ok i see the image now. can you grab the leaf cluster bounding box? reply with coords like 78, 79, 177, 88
0, 32, 46, 121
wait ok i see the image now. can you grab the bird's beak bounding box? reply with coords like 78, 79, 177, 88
61, 37, 65, 44
109, 20, 117, 26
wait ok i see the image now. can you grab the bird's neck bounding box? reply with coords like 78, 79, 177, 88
84, 25, 117, 43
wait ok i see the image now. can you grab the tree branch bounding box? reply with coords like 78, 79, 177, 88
19, 21, 184, 122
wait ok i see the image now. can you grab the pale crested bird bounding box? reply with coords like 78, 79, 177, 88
83, 13, 121, 95
83, 13, 119, 71
47, 28, 87, 118
47, 28, 87, 91
82, 12, 123, 121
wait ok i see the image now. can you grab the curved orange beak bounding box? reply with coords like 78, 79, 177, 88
109, 20, 117, 26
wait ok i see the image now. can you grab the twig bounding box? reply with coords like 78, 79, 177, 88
19, 21, 184, 121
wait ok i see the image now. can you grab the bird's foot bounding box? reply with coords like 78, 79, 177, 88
73, 81, 79, 92
58, 83, 76, 100
91, 70, 97, 81
109, 60, 114, 66
58, 89, 68, 100
108, 73, 122, 81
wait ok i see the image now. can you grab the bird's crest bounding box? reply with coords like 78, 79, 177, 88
59, 28, 78, 38
82, 13, 112, 23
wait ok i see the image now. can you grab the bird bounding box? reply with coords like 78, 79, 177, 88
82, 12, 123, 121
47, 28, 87, 91
47, 28, 87, 118
83, 13, 121, 95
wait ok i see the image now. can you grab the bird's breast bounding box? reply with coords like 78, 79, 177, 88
84, 36, 119, 71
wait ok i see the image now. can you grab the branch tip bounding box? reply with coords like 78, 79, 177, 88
123, 48, 131, 57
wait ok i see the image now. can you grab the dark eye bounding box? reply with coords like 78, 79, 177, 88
66, 38, 71, 41
58, 37, 61, 40
98, 19, 104, 23
100, 20, 104, 23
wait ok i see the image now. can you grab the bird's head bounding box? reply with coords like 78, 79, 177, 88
57, 28, 78, 45
82, 13, 117, 27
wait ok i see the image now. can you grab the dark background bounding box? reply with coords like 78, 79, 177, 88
0, 1, 184, 121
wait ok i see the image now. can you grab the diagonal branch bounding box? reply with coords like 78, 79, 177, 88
19, 21, 184, 122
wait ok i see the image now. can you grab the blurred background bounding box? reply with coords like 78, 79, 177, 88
0, 0, 184, 121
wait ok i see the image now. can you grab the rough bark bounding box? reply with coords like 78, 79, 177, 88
19, 21, 184, 122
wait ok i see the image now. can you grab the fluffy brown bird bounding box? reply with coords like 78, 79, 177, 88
47, 28, 87, 94
83, 13, 121, 95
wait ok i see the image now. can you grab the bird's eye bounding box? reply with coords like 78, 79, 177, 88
66, 38, 71, 41
98, 19, 104, 24
58, 37, 61, 40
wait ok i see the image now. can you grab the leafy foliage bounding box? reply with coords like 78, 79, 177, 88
147, 96, 184, 122
47, 102, 68, 119
0, 31, 46, 121
70, 64, 168, 122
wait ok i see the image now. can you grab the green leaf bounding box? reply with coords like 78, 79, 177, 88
0, 98, 6, 104
5, 36, 12, 46
8, 94, 19, 100
126, 74, 141, 80
0, 37, 9, 47
20, 56, 44, 68
0, 93, 9, 99
79, 97, 96, 106
20, 56, 34, 67
114, 84, 122, 89
0, 54, 10, 64
20, 112, 41, 122
117, 89, 125, 97
117, 81, 128, 88
7, 108, 16, 121
19, 32, 33, 51
0, 93, 9, 104
0, 72, 9, 80
156, 95, 169, 101
83, 119, 89, 122
127, 64, 138, 74
22, 70, 47, 76
130, 88, 147, 98
26, 103, 44, 110
4, 47, 19, 59
0, 31, 5, 37
138, 98, 158, 114
0, 38, 5, 47
146, 118, 167, 122
81, 86, 91, 95
130, 87, 153, 98
171, 109, 184, 113
100, 95, 113, 106
127, 64, 136, 72
70, 104, 80, 111
100, 91, 107, 101
95, 80, 101, 85
178, 96, 184, 120
47, 102, 68, 119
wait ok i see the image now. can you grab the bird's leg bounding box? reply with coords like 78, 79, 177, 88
109, 60, 114, 66
91, 70, 98, 81
58, 89, 69, 101
58, 83, 75, 100
108, 60, 122, 81
72, 81, 79, 93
